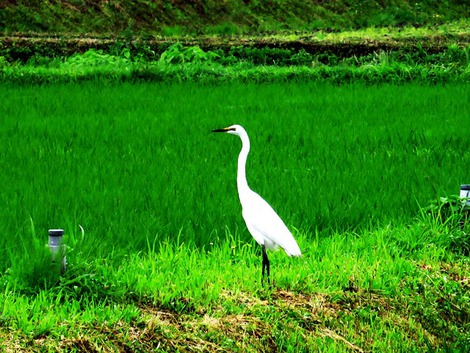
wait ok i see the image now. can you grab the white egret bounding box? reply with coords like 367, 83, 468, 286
212, 124, 301, 280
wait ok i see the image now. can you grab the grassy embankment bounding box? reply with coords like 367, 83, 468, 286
0, 82, 469, 351
2, 0, 470, 36
1, 2, 470, 84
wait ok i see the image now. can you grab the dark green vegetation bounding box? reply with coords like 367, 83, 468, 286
2, 28, 470, 84
1, 82, 469, 351
2, 0, 470, 36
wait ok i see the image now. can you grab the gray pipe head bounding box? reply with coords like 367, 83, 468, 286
48, 229, 64, 248
48, 229, 64, 236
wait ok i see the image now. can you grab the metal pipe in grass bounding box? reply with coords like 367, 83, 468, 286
459, 184, 470, 230
48, 229, 67, 274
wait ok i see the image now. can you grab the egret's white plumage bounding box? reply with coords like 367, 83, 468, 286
212, 124, 301, 279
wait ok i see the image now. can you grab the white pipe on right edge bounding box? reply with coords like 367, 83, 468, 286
460, 184, 470, 209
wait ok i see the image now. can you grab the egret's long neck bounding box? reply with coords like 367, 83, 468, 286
237, 132, 251, 198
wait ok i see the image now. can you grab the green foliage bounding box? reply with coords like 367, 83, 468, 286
226, 46, 302, 66
65, 49, 131, 67
158, 43, 219, 65
0, 56, 8, 69
2, 26, 470, 84
2, 48, 470, 84
419, 195, 470, 255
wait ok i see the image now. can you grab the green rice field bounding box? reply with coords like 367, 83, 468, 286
1, 81, 470, 351
1, 82, 469, 254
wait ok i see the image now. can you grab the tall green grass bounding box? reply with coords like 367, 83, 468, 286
1, 224, 468, 351
0, 81, 469, 268
3, 45, 470, 84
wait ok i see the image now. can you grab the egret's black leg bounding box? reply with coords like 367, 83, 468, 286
261, 245, 270, 282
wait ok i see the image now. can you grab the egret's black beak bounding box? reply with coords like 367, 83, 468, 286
212, 127, 235, 133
